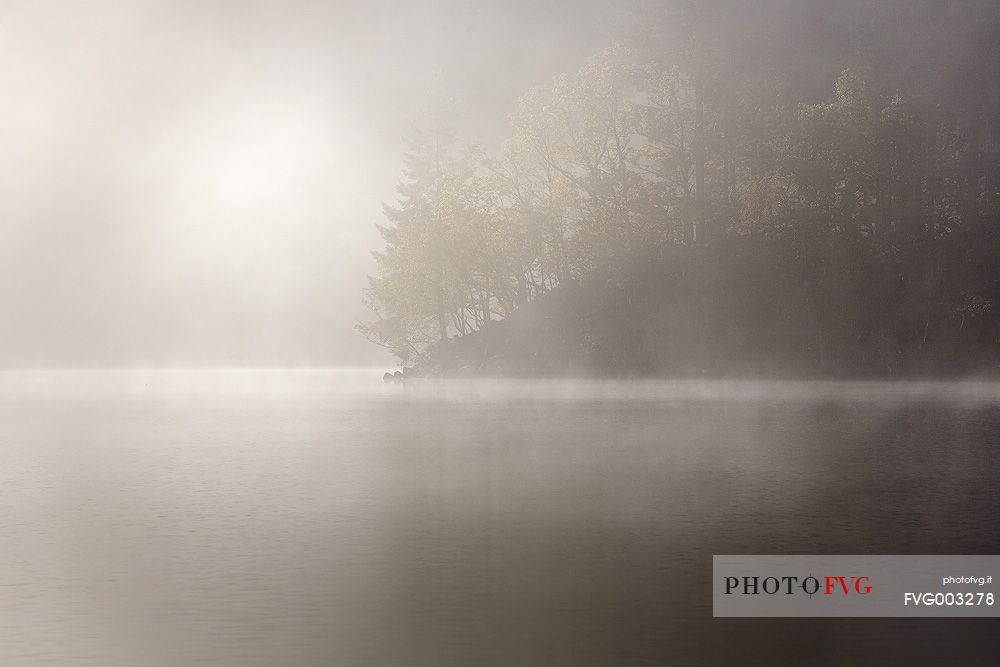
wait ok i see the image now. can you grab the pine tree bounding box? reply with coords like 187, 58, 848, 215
359, 117, 477, 361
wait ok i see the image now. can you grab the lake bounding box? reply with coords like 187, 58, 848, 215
2, 370, 999, 665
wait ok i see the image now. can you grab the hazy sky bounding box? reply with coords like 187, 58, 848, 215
0, 0, 610, 368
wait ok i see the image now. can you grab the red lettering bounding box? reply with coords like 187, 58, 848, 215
823, 576, 852, 595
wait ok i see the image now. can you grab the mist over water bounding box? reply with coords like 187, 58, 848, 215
3, 0, 1000, 663
3, 370, 999, 665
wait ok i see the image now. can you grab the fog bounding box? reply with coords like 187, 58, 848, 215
0, 0, 608, 368
4, 370, 1000, 665
10, 369, 1000, 407
6, 0, 998, 376
5, 4, 1000, 664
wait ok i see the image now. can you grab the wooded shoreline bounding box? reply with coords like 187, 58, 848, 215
362, 2, 1000, 379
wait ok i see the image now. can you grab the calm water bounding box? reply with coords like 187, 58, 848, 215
2, 370, 999, 666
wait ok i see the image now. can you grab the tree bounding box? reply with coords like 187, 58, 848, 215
359, 117, 477, 359
507, 45, 651, 272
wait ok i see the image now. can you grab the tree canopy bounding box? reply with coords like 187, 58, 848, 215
362, 1, 1000, 375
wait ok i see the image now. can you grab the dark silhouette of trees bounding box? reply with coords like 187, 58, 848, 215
362, 1, 1000, 376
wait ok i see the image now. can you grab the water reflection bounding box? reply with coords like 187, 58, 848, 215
1, 371, 998, 665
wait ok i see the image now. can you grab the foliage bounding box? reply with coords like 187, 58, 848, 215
362, 4, 1000, 374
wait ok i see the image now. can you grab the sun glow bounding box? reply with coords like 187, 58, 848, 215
191, 102, 329, 215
